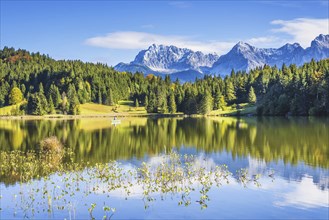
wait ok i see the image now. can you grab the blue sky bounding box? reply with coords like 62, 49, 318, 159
1, 1, 328, 66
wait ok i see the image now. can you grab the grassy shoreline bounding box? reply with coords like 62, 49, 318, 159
0, 102, 257, 119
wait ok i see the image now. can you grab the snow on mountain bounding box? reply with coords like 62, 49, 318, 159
210, 42, 267, 74
304, 34, 329, 62
114, 34, 329, 80
114, 44, 218, 78
120, 44, 218, 74
210, 34, 328, 75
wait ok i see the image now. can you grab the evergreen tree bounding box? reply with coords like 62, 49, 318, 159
214, 89, 222, 110
1, 47, 329, 116
0, 82, 10, 107
48, 96, 56, 114
146, 92, 157, 113
107, 89, 114, 106
276, 94, 289, 115
199, 90, 213, 115
248, 86, 257, 104
98, 90, 102, 104
61, 92, 69, 114
219, 95, 227, 110
67, 84, 80, 115
159, 97, 168, 113
27, 93, 46, 115
165, 75, 171, 85
38, 83, 48, 113
183, 87, 197, 114
225, 81, 236, 104
39, 83, 45, 94
156, 86, 167, 113
144, 96, 149, 109
48, 84, 61, 108
168, 92, 177, 113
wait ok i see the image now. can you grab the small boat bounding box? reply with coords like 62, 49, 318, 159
112, 117, 121, 125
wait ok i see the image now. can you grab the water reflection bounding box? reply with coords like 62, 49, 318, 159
274, 176, 329, 208
0, 117, 328, 167
1, 117, 328, 219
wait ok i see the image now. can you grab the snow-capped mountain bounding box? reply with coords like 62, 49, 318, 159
114, 34, 329, 81
210, 34, 328, 75
209, 41, 306, 74
116, 44, 218, 76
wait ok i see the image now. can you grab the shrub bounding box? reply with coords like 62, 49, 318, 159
39, 136, 63, 154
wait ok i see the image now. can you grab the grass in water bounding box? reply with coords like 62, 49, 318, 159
0, 137, 270, 219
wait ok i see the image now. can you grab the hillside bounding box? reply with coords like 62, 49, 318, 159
0, 47, 328, 116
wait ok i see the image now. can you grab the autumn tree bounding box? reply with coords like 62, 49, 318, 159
9, 87, 23, 105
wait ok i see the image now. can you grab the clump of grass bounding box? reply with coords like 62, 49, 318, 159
39, 136, 63, 154
39, 136, 65, 169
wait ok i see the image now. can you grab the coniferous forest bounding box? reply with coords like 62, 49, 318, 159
1, 47, 329, 116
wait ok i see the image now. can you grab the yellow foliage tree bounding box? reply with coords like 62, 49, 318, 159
9, 87, 23, 105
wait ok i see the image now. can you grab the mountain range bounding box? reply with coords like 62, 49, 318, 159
114, 34, 329, 81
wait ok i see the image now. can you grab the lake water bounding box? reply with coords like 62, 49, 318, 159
0, 117, 328, 219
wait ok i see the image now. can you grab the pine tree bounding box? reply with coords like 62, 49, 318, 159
219, 95, 227, 110
146, 92, 157, 113
39, 83, 45, 94
48, 84, 61, 108
61, 92, 69, 114
199, 90, 213, 115
38, 83, 48, 113
248, 86, 257, 104
48, 96, 56, 114
98, 90, 102, 104
168, 92, 177, 113
27, 93, 46, 115
107, 89, 114, 106
214, 89, 222, 110
67, 84, 80, 115
165, 75, 171, 85
225, 81, 236, 104
160, 98, 168, 113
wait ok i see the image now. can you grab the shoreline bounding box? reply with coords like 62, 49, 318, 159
2, 112, 327, 120
0, 113, 185, 120
0, 112, 254, 120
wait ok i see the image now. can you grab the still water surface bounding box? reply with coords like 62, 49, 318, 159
0, 117, 328, 219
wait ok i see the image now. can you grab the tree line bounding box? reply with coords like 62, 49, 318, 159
1, 47, 328, 116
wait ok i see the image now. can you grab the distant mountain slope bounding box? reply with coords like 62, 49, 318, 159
115, 44, 218, 79
210, 34, 329, 74
114, 34, 329, 80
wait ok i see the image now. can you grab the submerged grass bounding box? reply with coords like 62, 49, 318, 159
0, 144, 267, 219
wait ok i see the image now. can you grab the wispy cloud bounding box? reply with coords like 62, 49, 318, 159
246, 36, 288, 48
85, 31, 234, 54
274, 176, 329, 208
85, 18, 328, 55
271, 18, 329, 47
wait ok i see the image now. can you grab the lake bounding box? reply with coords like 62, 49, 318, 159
0, 117, 328, 219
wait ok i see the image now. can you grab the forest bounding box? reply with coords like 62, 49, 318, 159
0, 47, 328, 116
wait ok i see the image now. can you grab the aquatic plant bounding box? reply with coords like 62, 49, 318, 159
0, 149, 265, 219
39, 136, 63, 154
